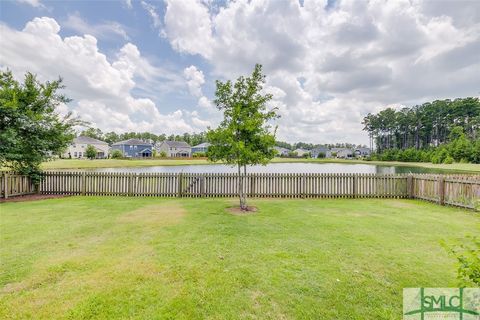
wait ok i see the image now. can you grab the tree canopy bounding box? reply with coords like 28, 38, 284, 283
207, 64, 278, 209
0, 70, 81, 181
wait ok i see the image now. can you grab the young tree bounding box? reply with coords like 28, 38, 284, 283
110, 149, 123, 159
0, 70, 82, 183
85, 145, 97, 160
207, 64, 279, 210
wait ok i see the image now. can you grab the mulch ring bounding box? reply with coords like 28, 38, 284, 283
0, 194, 70, 203
227, 206, 258, 216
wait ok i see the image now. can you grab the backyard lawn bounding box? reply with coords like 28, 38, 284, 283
0, 197, 478, 319
37, 158, 480, 172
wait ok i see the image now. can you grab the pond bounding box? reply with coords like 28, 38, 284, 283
73, 162, 462, 174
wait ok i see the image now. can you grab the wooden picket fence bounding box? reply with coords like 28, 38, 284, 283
1, 171, 479, 210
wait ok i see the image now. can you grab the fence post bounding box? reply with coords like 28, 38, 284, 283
128, 174, 133, 196
200, 175, 206, 197
407, 174, 414, 199
250, 174, 255, 197
438, 176, 445, 206
81, 172, 86, 196
3, 172, 8, 199
178, 172, 183, 198
353, 174, 357, 198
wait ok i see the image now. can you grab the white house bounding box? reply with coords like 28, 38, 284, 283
273, 146, 290, 157
156, 141, 191, 157
354, 147, 372, 157
334, 148, 354, 159
293, 148, 310, 157
63, 136, 109, 159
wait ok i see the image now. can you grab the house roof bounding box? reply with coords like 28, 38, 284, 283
274, 146, 290, 153
112, 138, 152, 146
162, 141, 191, 148
192, 142, 211, 148
74, 136, 108, 145
294, 148, 309, 153
311, 146, 329, 153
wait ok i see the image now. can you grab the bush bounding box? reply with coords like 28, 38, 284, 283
85, 145, 97, 160
159, 151, 167, 158
110, 150, 122, 159
193, 152, 206, 158
317, 152, 326, 159
443, 156, 454, 164
442, 236, 480, 286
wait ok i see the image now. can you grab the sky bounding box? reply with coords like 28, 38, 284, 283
1, 0, 479, 145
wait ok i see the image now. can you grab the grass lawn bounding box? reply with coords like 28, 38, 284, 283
38, 157, 480, 172
1, 198, 478, 319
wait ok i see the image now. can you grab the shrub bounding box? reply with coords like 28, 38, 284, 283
442, 236, 480, 286
317, 152, 326, 159
85, 145, 97, 160
443, 156, 454, 164
110, 150, 122, 159
159, 151, 167, 158
193, 152, 206, 158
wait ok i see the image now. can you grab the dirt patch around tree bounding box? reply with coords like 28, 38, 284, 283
0, 194, 70, 203
227, 206, 258, 215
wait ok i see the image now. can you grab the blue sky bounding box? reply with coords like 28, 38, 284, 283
1, 0, 479, 144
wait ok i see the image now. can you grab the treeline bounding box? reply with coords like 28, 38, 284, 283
363, 97, 480, 163
80, 127, 364, 150
80, 128, 208, 146
275, 141, 364, 150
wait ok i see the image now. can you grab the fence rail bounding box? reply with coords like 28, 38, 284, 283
2, 171, 479, 210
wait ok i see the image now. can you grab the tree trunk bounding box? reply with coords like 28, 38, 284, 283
238, 164, 247, 210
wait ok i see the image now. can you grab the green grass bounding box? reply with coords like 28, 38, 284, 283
271, 158, 480, 173
1, 197, 478, 319
38, 157, 480, 172
40, 158, 210, 170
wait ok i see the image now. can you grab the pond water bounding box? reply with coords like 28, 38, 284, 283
75, 162, 461, 174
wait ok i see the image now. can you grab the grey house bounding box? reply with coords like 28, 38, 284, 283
311, 147, 331, 159
273, 146, 290, 157
156, 141, 191, 157
111, 139, 153, 158
191, 142, 211, 154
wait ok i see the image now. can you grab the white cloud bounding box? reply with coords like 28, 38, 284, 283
183, 65, 205, 97
16, 0, 42, 7
63, 13, 129, 40
0, 17, 211, 134
162, 0, 480, 144
141, 0, 163, 35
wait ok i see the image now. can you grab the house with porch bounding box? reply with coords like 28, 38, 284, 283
191, 142, 211, 155
110, 139, 153, 158
273, 146, 290, 157
63, 136, 109, 159
156, 141, 191, 157
293, 148, 310, 157
310, 146, 332, 159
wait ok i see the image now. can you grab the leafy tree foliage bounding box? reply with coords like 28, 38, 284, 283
363, 98, 480, 163
85, 144, 97, 160
207, 64, 278, 210
0, 70, 81, 182
110, 149, 123, 159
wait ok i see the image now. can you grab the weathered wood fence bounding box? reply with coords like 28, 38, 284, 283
1, 172, 479, 210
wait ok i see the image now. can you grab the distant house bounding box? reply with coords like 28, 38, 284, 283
294, 148, 310, 157
334, 148, 354, 159
111, 139, 153, 158
156, 141, 191, 157
354, 147, 371, 157
63, 136, 109, 159
310, 147, 331, 159
191, 142, 211, 154
273, 146, 290, 157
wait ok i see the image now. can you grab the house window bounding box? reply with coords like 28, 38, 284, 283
81, 145, 84, 148
130, 146, 133, 149
74, 152, 77, 157
134, 146, 137, 149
